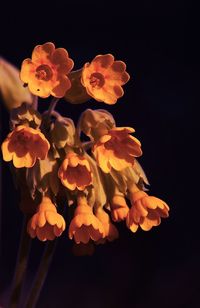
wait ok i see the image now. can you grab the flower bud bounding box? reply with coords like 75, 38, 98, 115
78, 108, 115, 141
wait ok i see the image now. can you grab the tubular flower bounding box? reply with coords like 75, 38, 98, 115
69, 195, 105, 244
93, 127, 142, 173
20, 42, 74, 98
81, 54, 130, 104
110, 194, 129, 222
58, 152, 92, 191
27, 196, 66, 241
1, 125, 50, 168
95, 207, 119, 243
126, 191, 170, 232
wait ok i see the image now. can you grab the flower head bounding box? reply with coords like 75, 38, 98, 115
81, 54, 130, 104
1, 125, 50, 168
93, 127, 142, 173
27, 196, 66, 241
58, 152, 92, 191
95, 207, 119, 243
69, 195, 105, 244
20, 42, 74, 98
110, 194, 129, 222
126, 191, 170, 232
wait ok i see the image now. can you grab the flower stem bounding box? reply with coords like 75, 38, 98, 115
9, 215, 31, 308
46, 97, 59, 118
32, 95, 38, 110
24, 240, 57, 308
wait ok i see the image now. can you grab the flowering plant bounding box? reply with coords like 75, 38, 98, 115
0, 42, 169, 307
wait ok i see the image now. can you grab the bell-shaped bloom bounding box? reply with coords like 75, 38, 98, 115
110, 194, 129, 222
1, 125, 50, 168
58, 152, 92, 191
126, 191, 170, 232
81, 54, 130, 104
69, 195, 105, 244
20, 42, 74, 98
27, 196, 66, 241
93, 127, 142, 173
95, 207, 119, 243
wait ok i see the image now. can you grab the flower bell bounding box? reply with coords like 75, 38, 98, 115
126, 190, 170, 232
95, 207, 119, 243
68, 194, 105, 244
1, 125, 50, 168
110, 193, 129, 222
93, 127, 142, 173
58, 152, 92, 191
27, 196, 66, 241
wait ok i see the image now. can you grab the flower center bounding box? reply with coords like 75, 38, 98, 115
16, 131, 31, 144
89, 72, 105, 89
35, 64, 53, 81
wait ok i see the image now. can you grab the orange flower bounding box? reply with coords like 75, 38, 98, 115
58, 152, 92, 191
27, 196, 66, 241
20, 42, 74, 98
110, 194, 129, 222
95, 207, 119, 243
69, 195, 105, 244
93, 127, 142, 173
81, 54, 130, 104
1, 125, 50, 168
126, 191, 170, 232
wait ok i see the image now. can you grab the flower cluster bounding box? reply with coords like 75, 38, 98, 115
1, 42, 169, 255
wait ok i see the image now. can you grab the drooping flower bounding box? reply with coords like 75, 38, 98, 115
81, 54, 130, 104
27, 196, 66, 241
1, 125, 50, 168
93, 127, 142, 173
126, 191, 170, 232
95, 207, 119, 243
58, 152, 92, 191
110, 194, 129, 222
20, 42, 74, 98
69, 195, 105, 244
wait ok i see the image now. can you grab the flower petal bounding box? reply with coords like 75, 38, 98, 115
51, 76, 71, 97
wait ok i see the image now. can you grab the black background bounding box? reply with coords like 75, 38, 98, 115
0, 1, 199, 308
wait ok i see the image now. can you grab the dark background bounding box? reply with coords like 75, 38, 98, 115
1, 1, 199, 308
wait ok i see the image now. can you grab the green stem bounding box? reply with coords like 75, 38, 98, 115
9, 215, 31, 308
24, 240, 57, 308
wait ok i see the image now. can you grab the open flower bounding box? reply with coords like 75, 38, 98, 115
58, 152, 92, 191
95, 207, 119, 243
27, 196, 66, 241
126, 191, 170, 232
81, 54, 130, 104
93, 127, 142, 173
20, 42, 74, 98
1, 125, 50, 168
69, 195, 105, 244
110, 194, 129, 222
